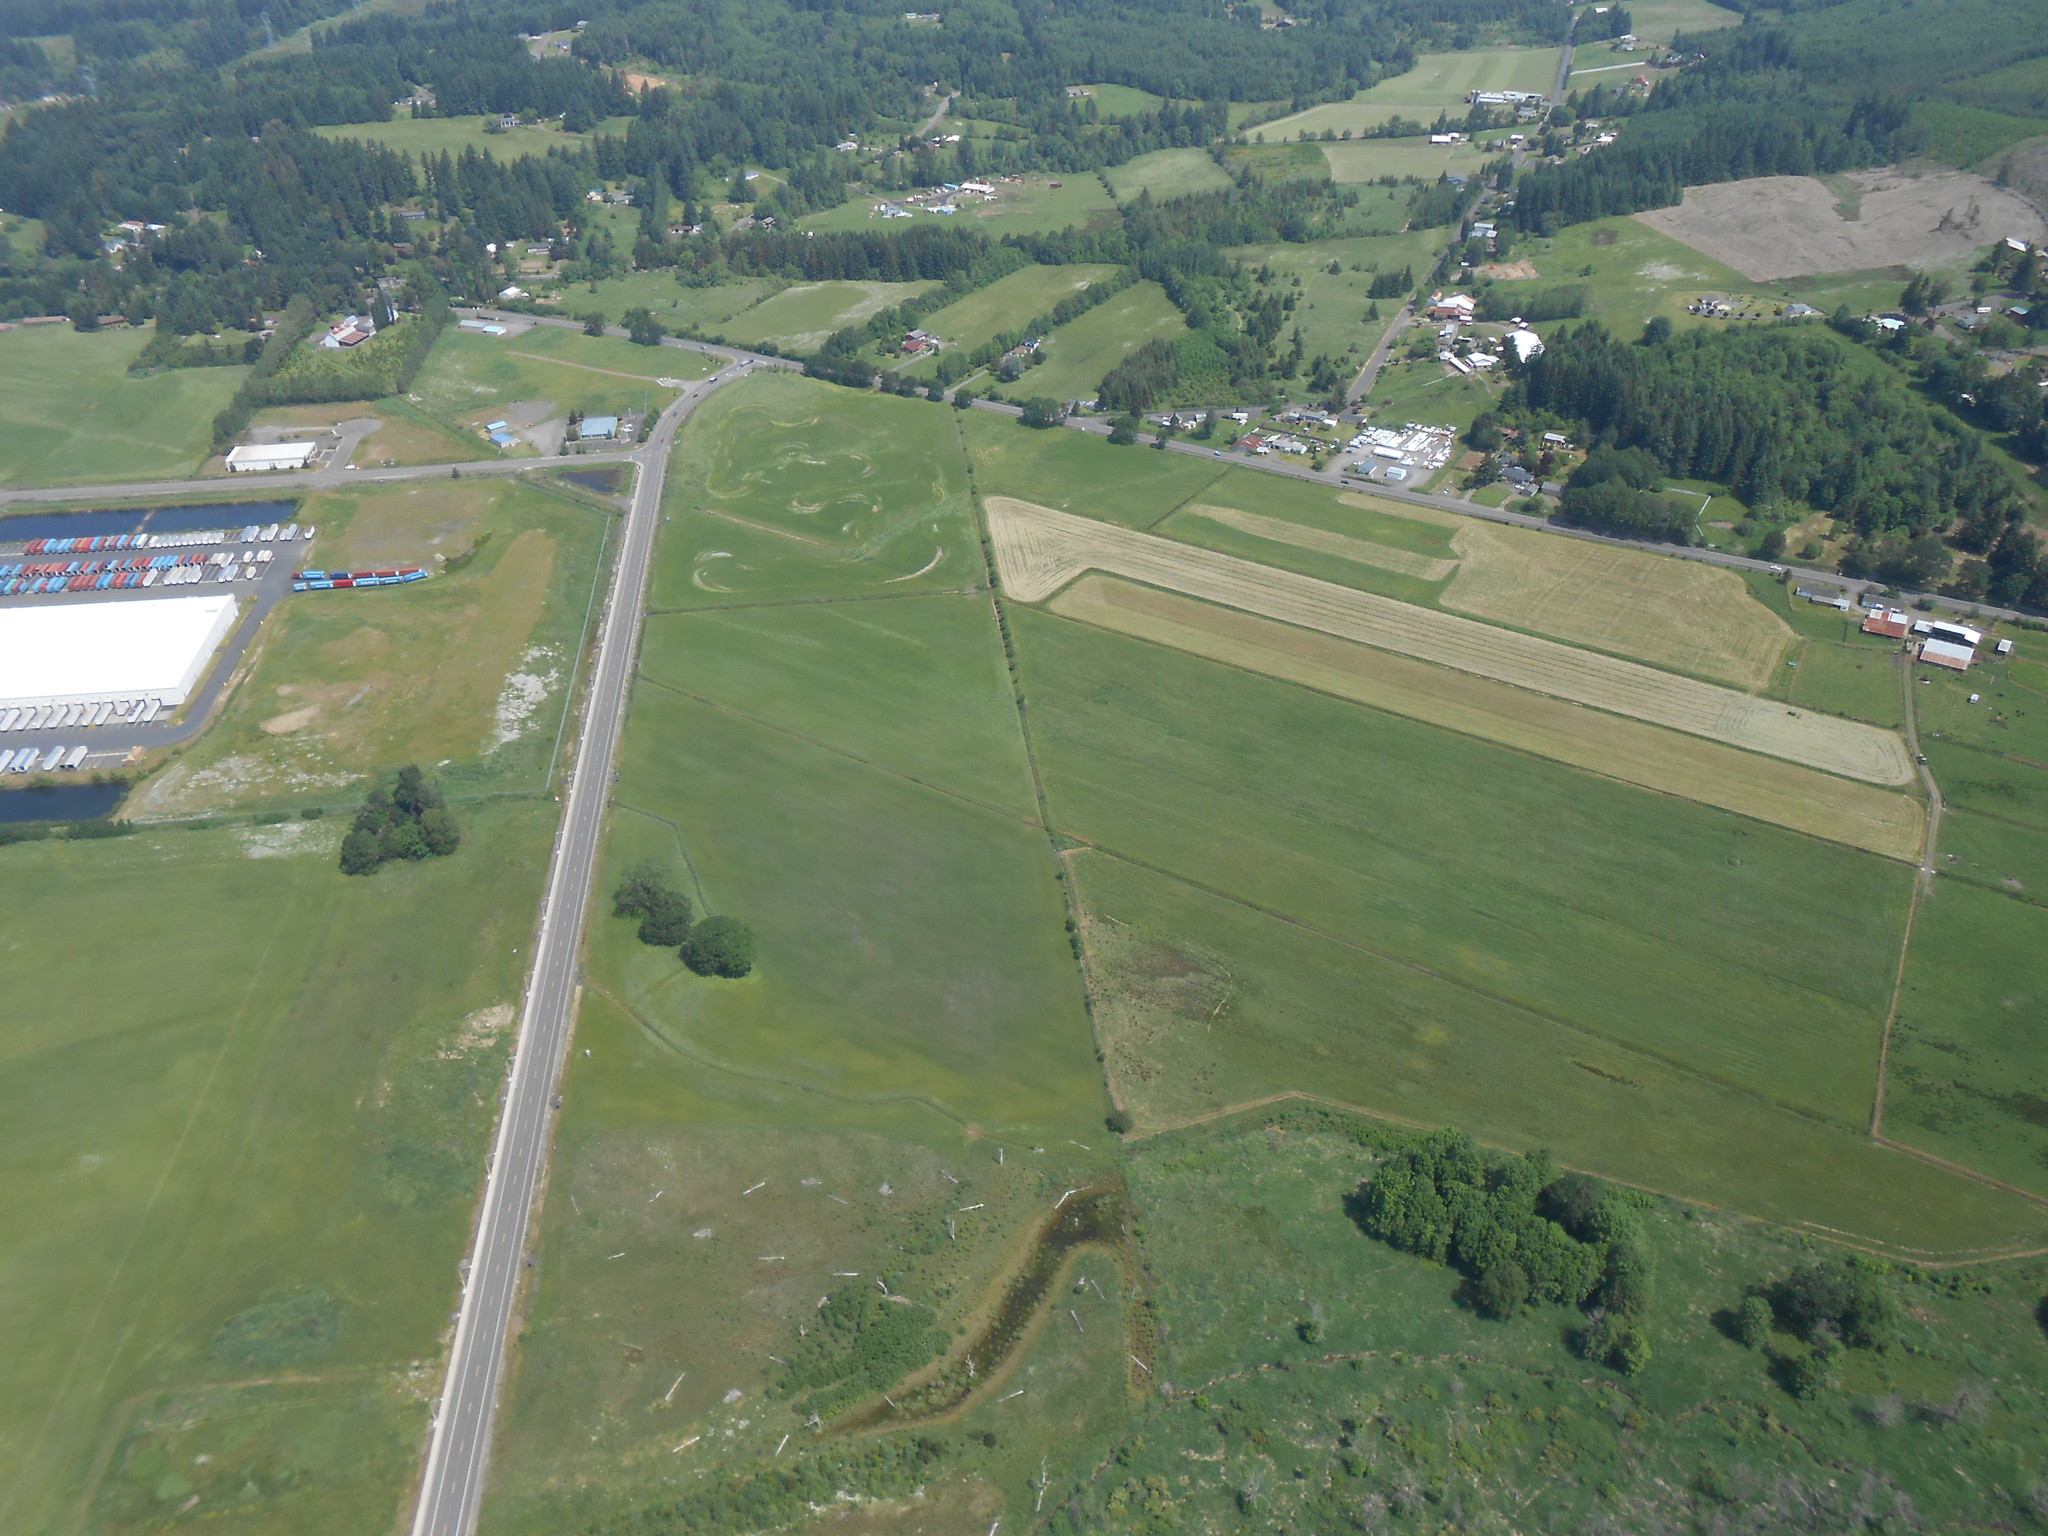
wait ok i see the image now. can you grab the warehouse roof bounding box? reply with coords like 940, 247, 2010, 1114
0, 594, 239, 708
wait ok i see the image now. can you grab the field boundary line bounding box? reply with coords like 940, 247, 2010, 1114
1068, 842, 1875, 1130
632, 673, 1043, 830
696, 506, 836, 547
645, 588, 987, 619
1141, 464, 1233, 530
1869, 1133, 2048, 1213
579, 978, 969, 1126
1123, 1093, 2048, 1264
1872, 649, 1941, 1138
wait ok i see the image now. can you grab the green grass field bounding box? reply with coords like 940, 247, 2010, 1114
713, 279, 936, 351
407, 325, 697, 444
1888, 878, 2048, 1195
129, 477, 609, 819
1362, 354, 1502, 433
0, 800, 557, 1536
1619, 0, 1743, 43
563, 272, 773, 333
961, 407, 1231, 526
476, 376, 1117, 1531
798, 175, 1120, 238
1320, 134, 1496, 184
1110, 1115, 2048, 1533
651, 372, 984, 607
1256, 46, 1565, 141
313, 113, 630, 161
903, 261, 1122, 362
1103, 147, 1234, 202
1224, 227, 1452, 367
1078, 82, 1165, 116
1785, 639, 1906, 725
0, 324, 247, 487
1011, 280, 1188, 404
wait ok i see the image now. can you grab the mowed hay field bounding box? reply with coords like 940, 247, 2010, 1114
1050, 577, 1923, 859
1103, 147, 1235, 202
410, 326, 698, 442
652, 372, 985, 607
0, 323, 247, 487
1005, 613, 2044, 1253
962, 406, 1230, 527
986, 497, 1914, 785
901, 261, 1122, 366
0, 801, 557, 1536
129, 477, 607, 816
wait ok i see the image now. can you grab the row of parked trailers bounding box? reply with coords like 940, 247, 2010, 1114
1, 698, 164, 733
18, 522, 312, 557
0, 548, 279, 596
293, 567, 428, 591
0, 744, 90, 773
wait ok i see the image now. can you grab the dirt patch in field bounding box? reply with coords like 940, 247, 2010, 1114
1635, 169, 2048, 280
986, 495, 1913, 784
1051, 575, 1924, 859
260, 705, 319, 735
1476, 260, 1541, 280
1182, 502, 1458, 582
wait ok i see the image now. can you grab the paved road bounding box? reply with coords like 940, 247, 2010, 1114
406, 360, 760, 1536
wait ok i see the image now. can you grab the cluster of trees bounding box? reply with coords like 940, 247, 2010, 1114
339, 766, 460, 875
1474, 283, 1587, 323
1353, 1129, 1656, 1373
1731, 1257, 1901, 1399
1555, 446, 1701, 544
1512, 322, 2030, 541
612, 862, 757, 978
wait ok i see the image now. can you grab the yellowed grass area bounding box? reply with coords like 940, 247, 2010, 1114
1182, 503, 1458, 582
1050, 577, 1924, 859
1443, 520, 1793, 689
315, 480, 500, 569
1335, 491, 1793, 688
987, 496, 1914, 786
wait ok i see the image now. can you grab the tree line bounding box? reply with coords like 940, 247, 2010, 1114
612, 861, 756, 979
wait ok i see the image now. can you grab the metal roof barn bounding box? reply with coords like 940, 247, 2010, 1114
0, 594, 238, 710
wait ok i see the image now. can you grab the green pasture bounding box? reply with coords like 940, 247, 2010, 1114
961, 407, 1230, 526
798, 175, 1119, 238
907, 261, 1122, 359
570, 272, 774, 333
1222, 139, 1336, 183
1889, 879, 2048, 1195
1319, 134, 1495, 184
410, 326, 689, 444
1617, 0, 1742, 43
1255, 47, 1565, 141
1784, 639, 1906, 726
313, 113, 630, 161
1114, 1118, 2048, 1532
1225, 227, 1452, 364
1013, 612, 1905, 1130
636, 595, 1039, 822
1012, 280, 1187, 403
714, 279, 936, 352
1913, 646, 2048, 765
1362, 355, 1501, 433
1103, 147, 1234, 202
0, 801, 555, 1536
1078, 82, 1165, 116
1925, 741, 2048, 833
0, 324, 246, 487
1497, 214, 1754, 337
131, 476, 607, 817
650, 371, 982, 609
1938, 808, 2048, 903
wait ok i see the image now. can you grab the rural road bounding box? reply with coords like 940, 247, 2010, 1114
404, 357, 772, 1536
1344, 298, 1415, 404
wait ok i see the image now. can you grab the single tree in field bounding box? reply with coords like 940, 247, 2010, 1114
622, 307, 666, 346
682, 915, 756, 978
1476, 1259, 1530, 1319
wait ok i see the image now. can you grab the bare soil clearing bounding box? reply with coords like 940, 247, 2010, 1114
986, 496, 1913, 784
1636, 169, 2048, 280
1049, 576, 1924, 859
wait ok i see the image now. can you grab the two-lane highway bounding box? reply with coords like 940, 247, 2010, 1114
406, 358, 769, 1536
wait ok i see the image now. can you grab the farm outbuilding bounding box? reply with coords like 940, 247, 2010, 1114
577, 415, 620, 441
0, 594, 238, 711
1917, 639, 1973, 672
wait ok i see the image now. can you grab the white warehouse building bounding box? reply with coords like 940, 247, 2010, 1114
0, 594, 239, 713
225, 441, 318, 473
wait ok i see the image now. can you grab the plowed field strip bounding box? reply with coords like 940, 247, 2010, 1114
1049, 577, 1925, 860
1181, 503, 1459, 582
986, 496, 1913, 786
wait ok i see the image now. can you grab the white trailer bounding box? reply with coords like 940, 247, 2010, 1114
63, 746, 88, 770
